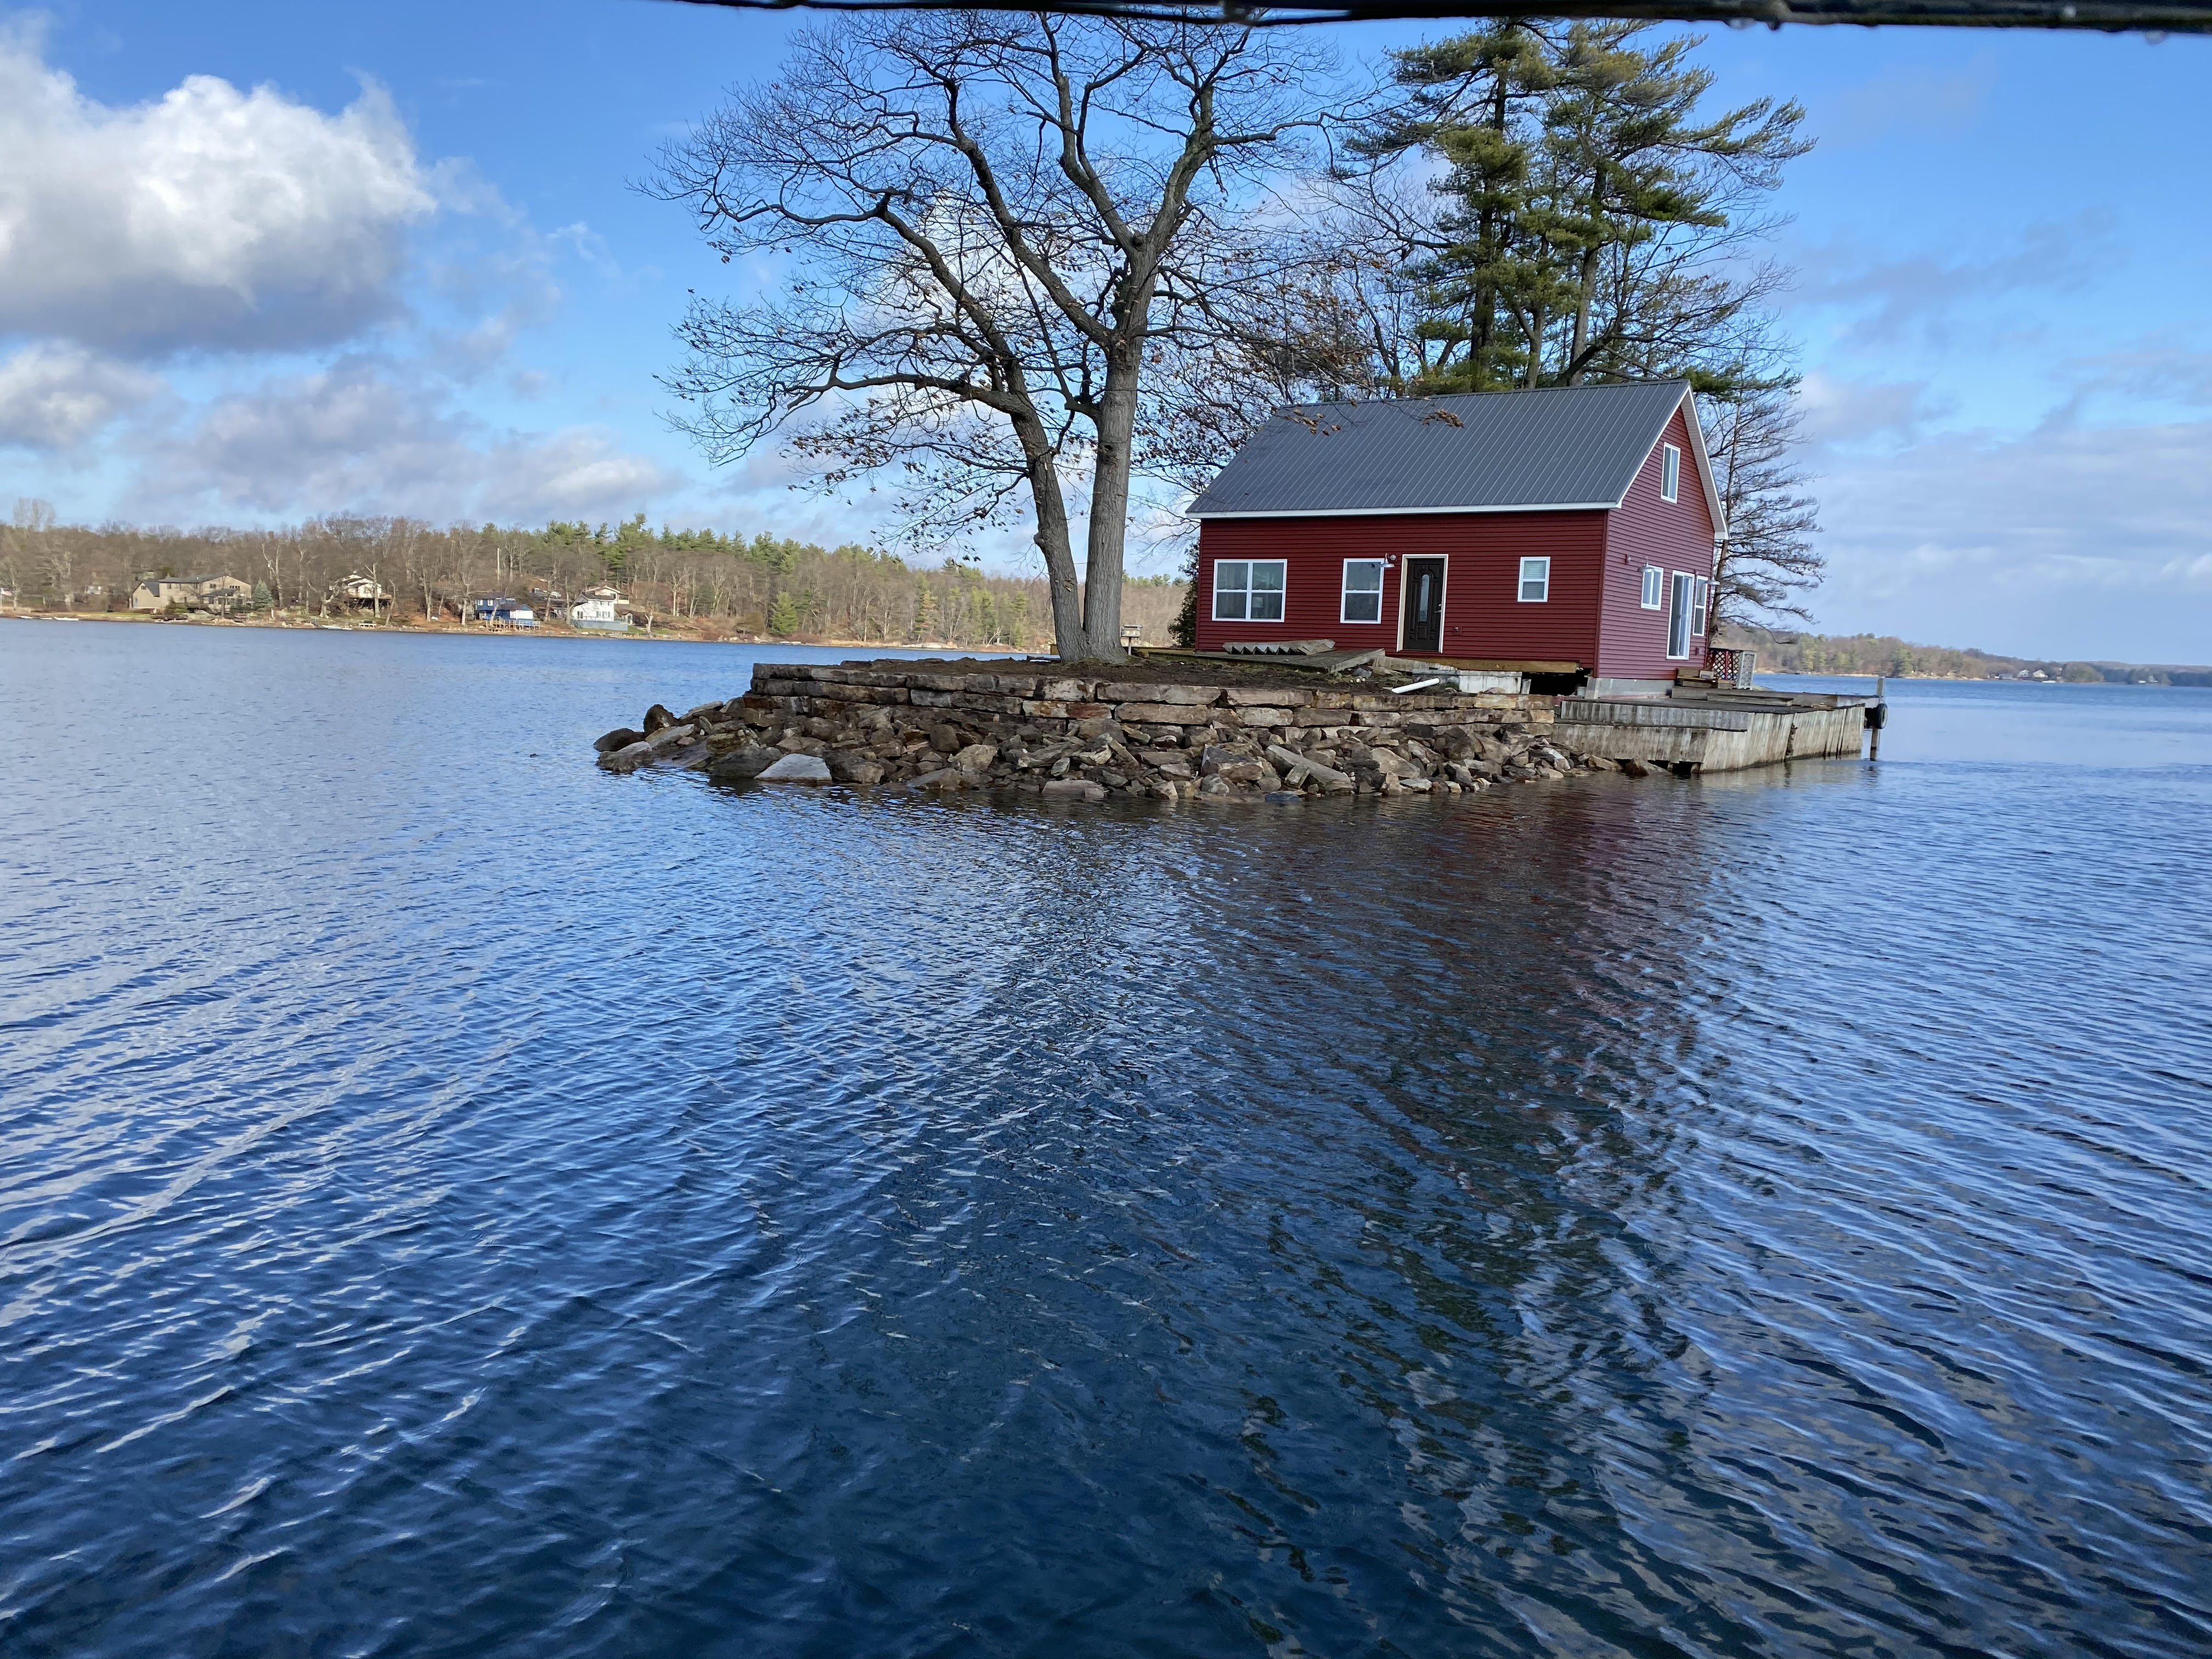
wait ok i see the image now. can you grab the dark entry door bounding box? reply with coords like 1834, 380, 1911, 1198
1401, 557, 1446, 654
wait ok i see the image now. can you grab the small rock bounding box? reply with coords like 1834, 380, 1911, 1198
755, 753, 833, 783
1041, 778, 1107, 801
1617, 758, 1651, 778
597, 740, 657, 774
910, 768, 970, 791
930, 725, 964, 754
707, 744, 783, 781
828, 755, 886, 786
1262, 790, 1302, 804
594, 726, 644, 753
951, 742, 999, 774
1197, 775, 1232, 798
642, 703, 676, 735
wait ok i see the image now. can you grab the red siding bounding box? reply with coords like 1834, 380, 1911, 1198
1596, 404, 1718, 680
1194, 510, 1609, 667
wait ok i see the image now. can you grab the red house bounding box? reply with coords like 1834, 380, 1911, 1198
1187, 380, 1724, 696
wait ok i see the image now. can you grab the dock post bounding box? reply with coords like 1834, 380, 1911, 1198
1870, 675, 1884, 760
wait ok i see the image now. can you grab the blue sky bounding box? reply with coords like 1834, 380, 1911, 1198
1, 2, 2207, 661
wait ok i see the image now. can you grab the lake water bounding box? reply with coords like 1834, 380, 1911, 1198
3, 620, 2208, 1658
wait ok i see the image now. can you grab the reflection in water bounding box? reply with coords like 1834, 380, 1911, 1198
2, 623, 2208, 1658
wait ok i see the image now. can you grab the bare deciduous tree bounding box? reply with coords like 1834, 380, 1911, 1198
651, 13, 1333, 661
1702, 382, 1822, 640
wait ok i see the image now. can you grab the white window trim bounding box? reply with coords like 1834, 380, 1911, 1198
1640, 564, 1664, 610
1660, 444, 1681, 503
1666, 570, 1694, 659
1340, 557, 1386, 627
1211, 558, 1287, 623
1692, 575, 1711, 636
1517, 556, 1550, 603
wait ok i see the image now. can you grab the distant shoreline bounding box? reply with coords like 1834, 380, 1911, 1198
0, 611, 1008, 653
7, 613, 2205, 683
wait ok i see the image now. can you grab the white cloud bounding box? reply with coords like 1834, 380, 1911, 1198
1796, 370, 1948, 452
1785, 215, 2111, 349
1810, 417, 2212, 659
0, 343, 164, 448
125, 358, 682, 524
0, 21, 434, 357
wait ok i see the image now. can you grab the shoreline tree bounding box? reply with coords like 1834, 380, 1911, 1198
650, 12, 1331, 662
1703, 380, 1823, 639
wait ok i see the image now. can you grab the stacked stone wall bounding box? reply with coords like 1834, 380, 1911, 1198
594, 661, 1650, 798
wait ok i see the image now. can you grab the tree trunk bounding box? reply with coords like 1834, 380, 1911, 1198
1567, 244, 1601, 383
1076, 356, 1143, 662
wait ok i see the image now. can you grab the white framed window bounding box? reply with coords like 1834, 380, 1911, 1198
1640, 565, 1664, 609
1340, 558, 1385, 624
1660, 444, 1681, 502
1692, 576, 1711, 636
1667, 572, 1693, 658
1517, 557, 1550, 603
1212, 558, 1285, 623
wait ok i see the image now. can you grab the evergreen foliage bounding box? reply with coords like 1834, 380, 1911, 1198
1350, 21, 1808, 396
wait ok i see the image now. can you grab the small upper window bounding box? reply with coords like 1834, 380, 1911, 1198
1640, 565, 1664, 609
1212, 558, 1285, 623
1660, 444, 1681, 503
1517, 557, 1550, 603
1341, 558, 1385, 625
1692, 575, 1711, 636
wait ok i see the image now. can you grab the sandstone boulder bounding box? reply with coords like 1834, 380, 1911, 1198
756, 753, 833, 783
828, 754, 887, 785
707, 744, 783, 781
597, 740, 656, 773
951, 742, 999, 775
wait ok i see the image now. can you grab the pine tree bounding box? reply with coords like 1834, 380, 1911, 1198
1169, 549, 1199, 647
1356, 23, 1806, 394
768, 591, 801, 637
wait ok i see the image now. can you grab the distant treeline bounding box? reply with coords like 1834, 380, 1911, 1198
0, 507, 1187, 648
1733, 624, 2211, 686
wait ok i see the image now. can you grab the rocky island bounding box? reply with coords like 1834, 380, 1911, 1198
594, 658, 1655, 801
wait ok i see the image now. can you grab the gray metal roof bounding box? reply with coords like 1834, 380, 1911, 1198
1187, 380, 1693, 518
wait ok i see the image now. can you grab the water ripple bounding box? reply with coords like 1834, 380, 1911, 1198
2, 623, 2208, 1657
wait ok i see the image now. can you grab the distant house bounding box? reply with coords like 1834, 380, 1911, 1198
472, 596, 537, 627
1187, 380, 1724, 696
571, 586, 628, 630
131, 574, 253, 614
330, 573, 388, 611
